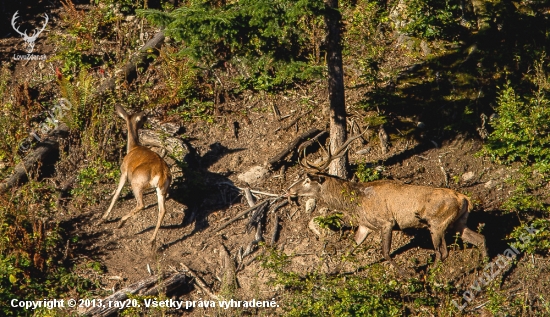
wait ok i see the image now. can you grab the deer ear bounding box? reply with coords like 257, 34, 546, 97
136, 112, 147, 122
115, 105, 127, 120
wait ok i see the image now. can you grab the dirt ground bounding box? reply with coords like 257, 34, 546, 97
2, 2, 550, 316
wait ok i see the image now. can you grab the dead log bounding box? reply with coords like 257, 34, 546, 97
96, 30, 165, 95
83, 271, 188, 317
0, 124, 70, 194
266, 128, 323, 170
138, 129, 188, 156
270, 215, 280, 246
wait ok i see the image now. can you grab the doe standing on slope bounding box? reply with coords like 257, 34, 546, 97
101, 105, 172, 246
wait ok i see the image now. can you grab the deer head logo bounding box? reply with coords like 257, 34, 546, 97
11, 11, 49, 54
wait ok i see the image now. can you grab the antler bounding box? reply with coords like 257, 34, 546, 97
11, 11, 28, 37
300, 126, 369, 172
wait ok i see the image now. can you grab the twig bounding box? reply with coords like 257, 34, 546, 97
270, 215, 280, 246
215, 200, 270, 232
180, 263, 219, 301
279, 110, 312, 132
244, 188, 256, 207
269, 199, 288, 214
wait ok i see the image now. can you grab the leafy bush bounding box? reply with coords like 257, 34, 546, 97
483, 55, 550, 252
355, 162, 383, 182
509, 219, 550, 255
260, 247, 451, 316
138, 0, 325, 91
401, 0, 462, 40
0, 185, 98, 316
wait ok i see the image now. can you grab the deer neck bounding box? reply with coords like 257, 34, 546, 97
126, 122, 140, 153
321, 177, 359, 211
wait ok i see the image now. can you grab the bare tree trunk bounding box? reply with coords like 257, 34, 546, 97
324, 0, 347, 178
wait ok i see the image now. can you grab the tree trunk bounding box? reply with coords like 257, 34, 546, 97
324, 0, 348, 178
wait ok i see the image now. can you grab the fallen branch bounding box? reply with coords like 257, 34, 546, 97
243, 188, 256, 207
270, 215, 280, 246
83, 271, 187, 317
269, 199, 288, 214
96, 30, 165, 95
215, 200, 270, 232
266, 128, 323, 170
0, 124, 70, 194
277, 110, 312, 132
297, 130, 328, 153
180, 263, 219, 301
138, 129, 188, 156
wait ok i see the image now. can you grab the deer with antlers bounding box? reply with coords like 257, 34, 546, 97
11, 11, 49, 53
288, 131, 487, 274
101, 105, 172, 247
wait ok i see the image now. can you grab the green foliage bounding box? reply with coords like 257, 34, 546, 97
138, 0, 325, 91
484, 83, 550, 166
259, 247, 454, 316
71, 158, 120, 206
342, 0, 390, 88
482, 56, 550, 255
313, 213, 344, 230
0, 185, 98, 316
355, 162, 383, 182
509, 219, 550, 255
401, 0, 462, 40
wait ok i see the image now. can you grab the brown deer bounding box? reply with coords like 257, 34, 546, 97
101, 105, 172, 246
288, 136, 487, 274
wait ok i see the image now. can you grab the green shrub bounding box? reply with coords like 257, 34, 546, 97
138, 0, 325, 91
355, 162, 383, 183
401, 0, 462, 40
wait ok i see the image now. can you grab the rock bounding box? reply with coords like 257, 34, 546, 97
356, 148, 371, 155
237, 166, 269, 185
420, 40, 431, 56
308, 218, 321, 237
462, 171, 475, 182
417, 121, 426, 129
305, 198, 316, 214
484, 180, 497, 189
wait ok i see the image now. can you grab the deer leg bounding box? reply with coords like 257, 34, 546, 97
102, 171, 127, 221
118, 185, 144, 228
149, 187, 167, 245
461, 227, 488, 258
430, 229, 444, 262
440, 234, 448, 261
354, 225, 371, 245
381, 222, 405, 274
